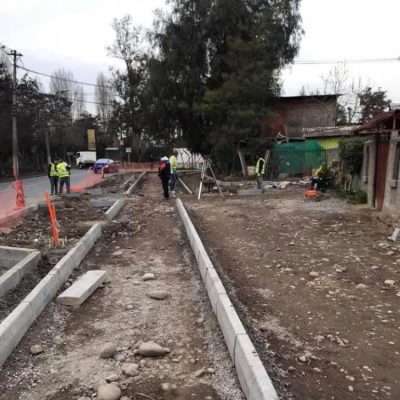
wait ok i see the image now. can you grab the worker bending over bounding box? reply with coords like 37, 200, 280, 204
255, 155, 265, 189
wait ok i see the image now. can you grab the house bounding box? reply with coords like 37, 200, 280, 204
262, 94, 340, 139
303, 126, 358, 165
355, 110, 400, 212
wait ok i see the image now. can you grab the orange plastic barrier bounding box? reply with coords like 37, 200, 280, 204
121, 162, 158, 172
71, 169, 104, 192
0, 179, 27, 228
45, 191, 59, 246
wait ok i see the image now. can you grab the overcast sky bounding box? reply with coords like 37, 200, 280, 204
1, 0, 399, 110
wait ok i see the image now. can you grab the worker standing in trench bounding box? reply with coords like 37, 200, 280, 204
169, 149, 178, 196
48, 157, 59, 195
159, 156, 171, 199
57, 158, 71, 194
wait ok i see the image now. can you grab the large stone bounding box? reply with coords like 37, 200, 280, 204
142, 273, 156, 281
100, 342, 117, 359
97, 383, 121, 400
30, 344, 43, 355
147, 290, 169, 300
122, 363, 139, 377
137, 341, 169, 357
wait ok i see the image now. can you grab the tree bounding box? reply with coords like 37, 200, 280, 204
149, 0, 303, 171
339, 137, 364, 190
95, 72, 114, 133
49, 68, 86, 120
359, 87, 391, 123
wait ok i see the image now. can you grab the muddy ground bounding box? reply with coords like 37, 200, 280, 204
0, 173, 243, 400
185, 186, 400, 400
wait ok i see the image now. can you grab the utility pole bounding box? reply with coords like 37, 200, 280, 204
4, 48, 23, 178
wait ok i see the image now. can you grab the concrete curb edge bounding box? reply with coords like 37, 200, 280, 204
125, 171, 146, 196
104, 199, 125, 220
175, 198, 278, 400
0, 223, 102, 367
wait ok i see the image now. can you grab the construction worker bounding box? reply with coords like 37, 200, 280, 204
57, 158, 71, 194
255, 154, 265, 189
159, 156, 171, 199
48, 157, 59, 195
169, 149, 178, 195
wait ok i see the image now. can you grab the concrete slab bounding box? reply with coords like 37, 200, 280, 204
390, 228, 400, 241
57, 270, 108, 306
0, 223, 102, 367
237, 188, 262, 196
0, 247, 41, 298
90, 198, 116, 208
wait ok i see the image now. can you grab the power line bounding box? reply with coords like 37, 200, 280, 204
16, 65, 114, 89
293, 57, 400, 65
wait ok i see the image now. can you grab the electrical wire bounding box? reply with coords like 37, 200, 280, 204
293, 57, 400, 65
16, 65, 113, 89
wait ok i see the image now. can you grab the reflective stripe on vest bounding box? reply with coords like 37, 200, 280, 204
256, 158, 265, 175
170, 155, 177, 172
50, 163, 58, 177
57, 162, 69, 178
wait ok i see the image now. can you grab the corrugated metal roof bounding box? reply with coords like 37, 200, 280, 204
353, 110, 400, 133
303, 126, 358, 138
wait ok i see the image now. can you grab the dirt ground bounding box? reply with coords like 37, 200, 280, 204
185, 186, 400, 400
0, 173, 243, 400
0, 173, 131, 326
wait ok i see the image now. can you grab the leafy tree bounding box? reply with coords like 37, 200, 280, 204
339, 137, 364, 190
149, 0, 302, 171
359, 87, 391, 123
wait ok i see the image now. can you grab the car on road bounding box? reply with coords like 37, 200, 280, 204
93, 159, 119, 173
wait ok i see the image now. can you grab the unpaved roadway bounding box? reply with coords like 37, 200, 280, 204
0, 173, 243, 400
186, 186, 400, 400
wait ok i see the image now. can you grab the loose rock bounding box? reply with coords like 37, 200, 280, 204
142, 273, 155, 281
105, 373, 120, 383
97, 383, 121, 400
30, 345, 43, 355
100, 342, 117, 359
122, 363, 139, 377
147, 290, 169, 300
137, 341, 170, 357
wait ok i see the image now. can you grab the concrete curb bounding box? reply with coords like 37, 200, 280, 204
178, 177, 194, 195
176, 199, 278, 400
104, 199, 125, 220
0, 248, 41, 298
120, 173, 136, 189
125, 171, 146, 196
0, 223, 102, 367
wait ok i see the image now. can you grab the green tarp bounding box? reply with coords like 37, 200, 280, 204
274, 141, 326, 176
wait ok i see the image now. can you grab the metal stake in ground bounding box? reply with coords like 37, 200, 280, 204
197, 156, 223, 200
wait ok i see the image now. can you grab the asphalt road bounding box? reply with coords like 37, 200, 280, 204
0, 169, 89, 206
